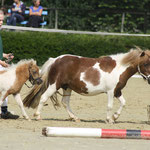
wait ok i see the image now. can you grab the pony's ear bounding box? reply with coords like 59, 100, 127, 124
140, 51, 145, 57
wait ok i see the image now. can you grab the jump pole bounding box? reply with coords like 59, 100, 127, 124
42, 127, 150, 140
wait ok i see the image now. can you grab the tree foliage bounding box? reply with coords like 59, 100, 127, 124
2, 0, 150, 33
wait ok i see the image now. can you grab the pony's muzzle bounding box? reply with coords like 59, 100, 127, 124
33, 78, 43, 85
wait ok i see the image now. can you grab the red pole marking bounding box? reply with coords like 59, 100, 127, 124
102, 129, 126, 139
141, 130, 150, 139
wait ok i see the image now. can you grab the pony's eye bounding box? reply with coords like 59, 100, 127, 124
144, 64, 149, 67
33, 71, 37, 74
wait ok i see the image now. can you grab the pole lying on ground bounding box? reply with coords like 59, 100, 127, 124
42, 127, 150, 140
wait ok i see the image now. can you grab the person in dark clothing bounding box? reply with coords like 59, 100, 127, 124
7, 0, 26, 26
28, 0, 43, 28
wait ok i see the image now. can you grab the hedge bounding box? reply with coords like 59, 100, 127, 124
1, 31, 150, 65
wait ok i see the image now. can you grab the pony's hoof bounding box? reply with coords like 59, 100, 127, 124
33, 113, 37, 117
105, 118, 115, 124
33, 113, 39, 117
75, 118, 81, 123
28, 118, 31, 121
35, 117, 42, 121
33, 113, 41, 121
112, 112, 120, 121
23, 116, 30, 121
67, 117, 80, 122
67, 118, 74, 121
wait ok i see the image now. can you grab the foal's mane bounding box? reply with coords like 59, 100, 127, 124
121, 47, 143, 66
7, 59, 36, 70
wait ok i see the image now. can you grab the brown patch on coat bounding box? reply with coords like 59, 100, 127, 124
114, 66, 137, 97
47, 56, 117, 94
7, 64, 29, 94
84, 67, 100, 86
48, 56, 99, 94
99, 57, 116, 73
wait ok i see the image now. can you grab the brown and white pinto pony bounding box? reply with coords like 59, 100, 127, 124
0, 59, 42, 120
23, 48, 150, 123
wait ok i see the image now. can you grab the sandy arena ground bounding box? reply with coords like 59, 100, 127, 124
1, 77, 150, 150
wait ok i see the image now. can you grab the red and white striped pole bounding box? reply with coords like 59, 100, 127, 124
42, 127, 150, 140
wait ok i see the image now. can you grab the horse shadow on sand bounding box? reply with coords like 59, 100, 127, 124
41, 118, 105, 123
40, 118, 150, 125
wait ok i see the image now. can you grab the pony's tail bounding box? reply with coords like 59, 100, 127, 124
23, 57, 60, 109
23, 72, 49, 109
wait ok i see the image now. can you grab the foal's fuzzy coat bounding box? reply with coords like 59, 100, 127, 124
0, 59, 40, 120
23, 48, 150, 123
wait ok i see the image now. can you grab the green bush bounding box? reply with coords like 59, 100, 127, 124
1, 31, 150, 65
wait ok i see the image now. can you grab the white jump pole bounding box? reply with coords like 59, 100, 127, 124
42, 127, 101, 138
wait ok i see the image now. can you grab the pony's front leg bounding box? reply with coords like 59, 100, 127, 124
62, 88, 80, 122
13, 93, 30, 120
112, 95, 126, 121
34, 84, 56, 120
106, 90, 114, 124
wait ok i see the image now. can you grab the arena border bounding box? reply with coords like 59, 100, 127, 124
42, 127, 150, 140
2, 25, 150, 37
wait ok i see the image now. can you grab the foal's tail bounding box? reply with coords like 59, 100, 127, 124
23, 58, 60, 109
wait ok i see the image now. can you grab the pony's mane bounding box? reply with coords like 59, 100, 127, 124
7, 59, 36, 70
121, 47, 143, 66
40, 57, 55, 75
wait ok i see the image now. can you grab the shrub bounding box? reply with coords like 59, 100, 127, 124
1, 31, 150, 65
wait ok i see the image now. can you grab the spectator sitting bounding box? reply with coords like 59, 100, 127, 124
7, 0, 26, 26
28, 0, 43, 28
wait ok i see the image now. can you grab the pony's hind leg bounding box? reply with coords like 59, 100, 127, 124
34, 83, 57, 120
61, 88, 80, 122
13, 93, 30, 120
112, 95, 126, 121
